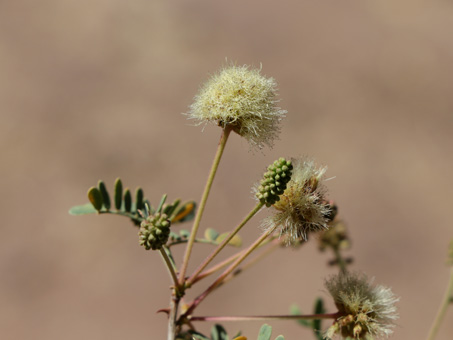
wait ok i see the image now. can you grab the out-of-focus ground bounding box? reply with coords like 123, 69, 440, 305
1, 1, 452, 339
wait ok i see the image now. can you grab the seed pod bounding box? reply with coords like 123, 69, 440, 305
124, 188, 132, 212
87, 187, 103, 211
135, 187, 144, 212
114, 178, 123, 210
98, 180, 111, 210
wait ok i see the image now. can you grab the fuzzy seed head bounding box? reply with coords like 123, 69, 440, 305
325, 272, 399, 339
261, 158, 331, 245
188, 65, 286, 149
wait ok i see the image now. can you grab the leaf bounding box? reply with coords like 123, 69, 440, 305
313, 298, 326, 340
135, 187, 144, 212
187, 330, 210, 340
274, 336, 285, 340
98, 180, 111, 210
216, 232, 242, 247
179, 229, 190, 238
114, 178, 123, 210
163, 199, 181, 217
169, 231, 181, 241
124, 188, 132, 212
156, 194, 167, 213
172, 201, 196, 223
257, 324, 272, 340
233, 337, 247, 340
69, 203, 98, 215
290, 304, 312, 327
87, 187, 103, 211
211, 324, 228, 340
205, 228, 220, 242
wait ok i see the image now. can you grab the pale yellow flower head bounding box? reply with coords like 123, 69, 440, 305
188, 65, 286, 149
325, 272, 399, 340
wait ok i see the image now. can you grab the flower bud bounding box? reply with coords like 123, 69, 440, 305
139, 213, 171, 250
256, 158, 293, 207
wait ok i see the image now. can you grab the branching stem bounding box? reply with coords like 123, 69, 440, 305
187, 202, 264, 286
184, 226, 277, 316
191, 236, 278, 285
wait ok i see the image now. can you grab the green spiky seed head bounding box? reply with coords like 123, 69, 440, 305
139, 213, 171, 250
256, 158, 293, 207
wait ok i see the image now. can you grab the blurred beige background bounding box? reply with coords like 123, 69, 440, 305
1, 1, 452, 339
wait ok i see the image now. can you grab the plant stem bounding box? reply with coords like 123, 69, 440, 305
184, 226, 277, 316
160, 247, 180, 290
427, 267, 453, 340
186, 202, 264, 286
333, 247, 347, 274
179, 126, 232, 286
191, 236, 277, 285
167, 296, 180, 340
190, 312, 341, 322
220, 240, 280, 287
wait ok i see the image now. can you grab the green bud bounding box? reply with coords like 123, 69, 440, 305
139, 212, 171, 250
114, 178, 123, 210
87, 187, 103, 211
135, 187, 144, 212
124, 188, 132, 212
98, 180, 111, 210
256, 158, 293, 207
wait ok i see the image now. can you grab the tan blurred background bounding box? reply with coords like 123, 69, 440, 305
1, 1, 453, 339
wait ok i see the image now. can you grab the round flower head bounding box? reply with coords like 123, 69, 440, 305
188, 65, 286, 149
325, 272, 399, 339
260, 158, 332, 244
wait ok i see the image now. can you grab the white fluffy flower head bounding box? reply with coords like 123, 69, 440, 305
325, 272, 399, 340
188, 65, 286, 149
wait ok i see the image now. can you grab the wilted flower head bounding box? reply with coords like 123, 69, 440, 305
188, 64, 286, 149
325, 272, 399, 339
260, 158, 332, 244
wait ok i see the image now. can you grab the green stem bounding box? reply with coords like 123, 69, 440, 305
178, 126, 232, 286
186, 202, 264, 286
190, 312, 341, 322
184, 226, 277, 316
160, 247, 180, 290
427, 267, 453, 340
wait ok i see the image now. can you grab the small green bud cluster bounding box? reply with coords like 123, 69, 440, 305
139, 213, 171, 250
256, 158, 293, 207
